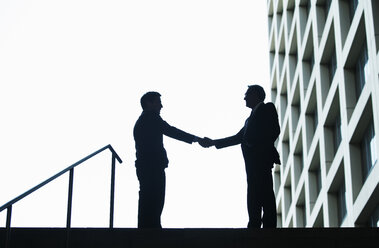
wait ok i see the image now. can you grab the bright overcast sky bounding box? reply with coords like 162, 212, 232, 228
0, 0, 270, 228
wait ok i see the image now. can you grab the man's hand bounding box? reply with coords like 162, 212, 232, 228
198, 137, 215, 148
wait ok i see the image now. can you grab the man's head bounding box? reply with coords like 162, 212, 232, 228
140, 91, 163, 114
244, 85, 265, 109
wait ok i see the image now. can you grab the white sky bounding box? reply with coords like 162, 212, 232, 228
0, 0, 270, 228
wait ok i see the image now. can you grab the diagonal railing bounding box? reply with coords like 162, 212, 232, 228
0, 144, 123, 248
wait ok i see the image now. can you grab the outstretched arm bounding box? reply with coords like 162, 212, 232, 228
160, 117, 197, 144
199, 128, 244, 149
213, 128, 244, 149
158, 116, 218, 148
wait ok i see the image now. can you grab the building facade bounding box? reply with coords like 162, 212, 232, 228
267, 0, 379, 227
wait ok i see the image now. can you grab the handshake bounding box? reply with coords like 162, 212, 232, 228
197, 137, 215, 148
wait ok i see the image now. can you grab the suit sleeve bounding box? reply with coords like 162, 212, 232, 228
214, 128, 244, 149
159, 117, 196, 144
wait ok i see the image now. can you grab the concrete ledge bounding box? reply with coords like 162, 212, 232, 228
1, 227, 379, 248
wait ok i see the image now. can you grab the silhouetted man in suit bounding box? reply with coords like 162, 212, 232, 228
204, 85, 280, 228
134, 91, 206, 228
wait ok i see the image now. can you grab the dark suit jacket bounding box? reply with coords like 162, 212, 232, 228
134, 110, 196, 169
214, 102, 280, 170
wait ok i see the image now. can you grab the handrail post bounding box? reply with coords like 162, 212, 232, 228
5, 206, 12, 248
109, 154, 116, 228
66, 168, 74, 248
66, 168, 74, 228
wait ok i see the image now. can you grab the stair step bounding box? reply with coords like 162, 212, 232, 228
1, 227, 378, 248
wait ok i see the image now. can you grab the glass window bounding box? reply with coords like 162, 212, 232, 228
316, 168, 322, 194
333, 115, 342, 153
302, 205, 307, 226
349, 0, 358, 20
355, 45, 368, 97
370, 129, 377, 168
325, 0, 332, 15
369, 205, 379, 227
313, 108, 318, 131
306, 1, 312, 17
361, 121, 377, 180
329, 51, 337, 82
337, 183, 347, 225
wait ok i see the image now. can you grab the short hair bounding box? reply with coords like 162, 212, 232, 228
246, 85, 265, 102
140, 91, 161, 110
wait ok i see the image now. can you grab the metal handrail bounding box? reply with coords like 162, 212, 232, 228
0, 144, 123, 247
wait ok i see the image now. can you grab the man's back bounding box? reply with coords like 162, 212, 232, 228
243, 102, 280, 166
134, 110, 196, 168
244, 103, 279, 146
134, 110, 169, 168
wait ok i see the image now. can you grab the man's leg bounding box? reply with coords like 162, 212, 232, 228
152, 169, 166, 228
262, 170, 277, 228
137, 167, 153, 228
137, 167, 166, 228
247, 176, 263, 228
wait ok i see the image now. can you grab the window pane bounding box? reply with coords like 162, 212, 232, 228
317, 169, 322, 194
337, 183, 347, 225
349, 0, 358, 19
370, 205, 379, 227
330, 52, 337, 82
334, 115, 342, 152
361, 132, 371, 179
355, 46, 368, 96
325, 0, 332, 14
369, 125, 377, 167
364, 55, 370, 84
361, 121, 376, 180
313, 109, 318, 130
